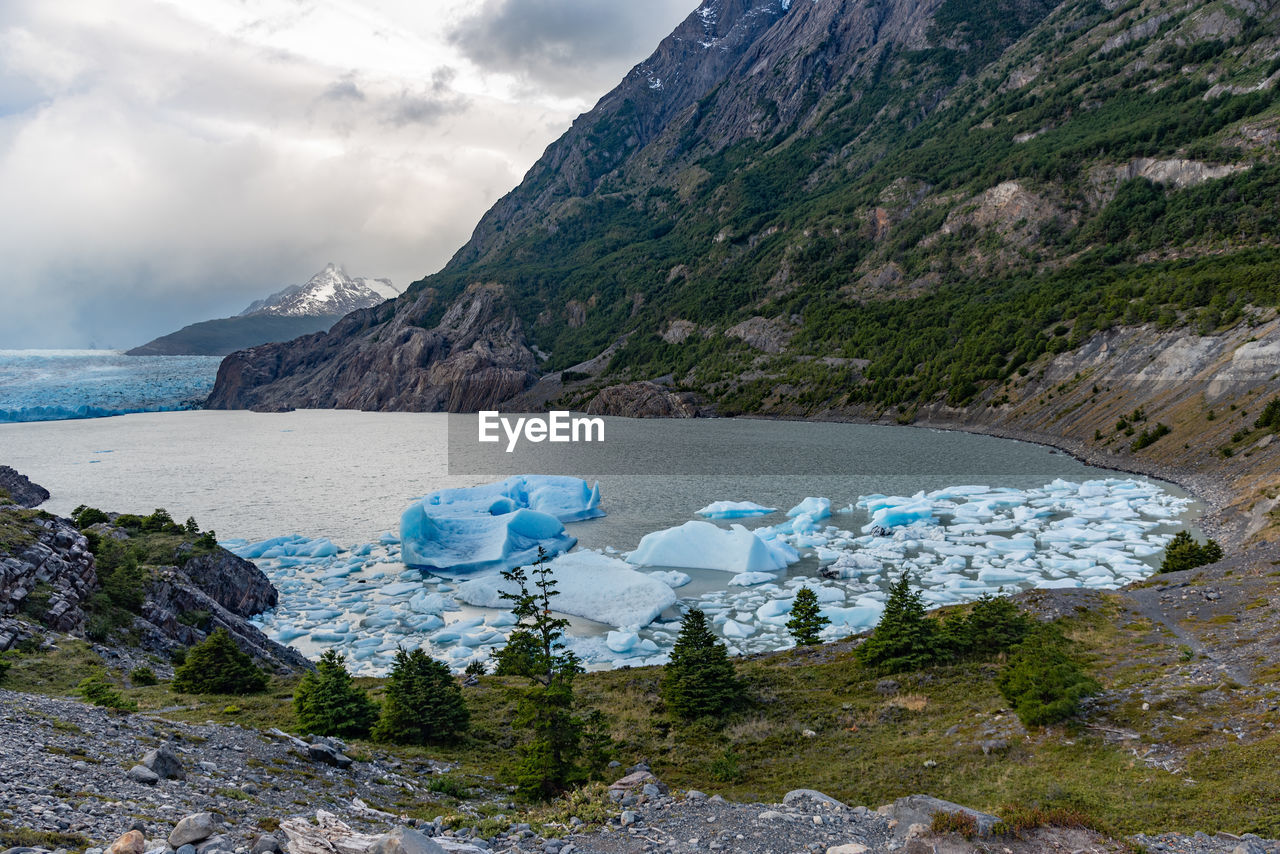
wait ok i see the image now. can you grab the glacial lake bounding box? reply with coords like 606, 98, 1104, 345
0, 410, 1201, 672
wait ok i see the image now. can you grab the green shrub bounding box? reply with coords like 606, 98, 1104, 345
1130, 422, 1171, 451
1255, 397, 1280, 431
77, 676, 137, 711
662, 608, 741, 721
293, 649, 379, 739
171, 628, 269, 695
70, 505, 110, 529
997, 625, 1099, 726
372, 647, 469, 745
856, 572, 943, 673
177, 609, 212, 630
786, 586, 830, 646
130, 666, 158, 686
1159, 530, 1224, 573
0, 655, 10, 682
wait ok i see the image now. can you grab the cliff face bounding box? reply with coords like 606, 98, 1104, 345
206, 282, 537, 413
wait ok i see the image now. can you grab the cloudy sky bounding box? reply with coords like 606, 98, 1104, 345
0, 0, 694, 349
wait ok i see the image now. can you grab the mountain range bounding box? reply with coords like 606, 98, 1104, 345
206, 0, 1280, 541
127, 265, 395, 357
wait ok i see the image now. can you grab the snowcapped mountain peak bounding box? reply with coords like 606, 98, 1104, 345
239, 264, 397, 318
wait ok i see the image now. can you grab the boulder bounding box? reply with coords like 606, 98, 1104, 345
609, 770, 666, 793
169, 813, 218, 848
141, 745, 186, 780
308, 742, 353, 769
104, 831, 146, 854
783, 789, 851, 810
128, 765, 160, 785
368, 828, 447, 854
889, 795, 1000, 838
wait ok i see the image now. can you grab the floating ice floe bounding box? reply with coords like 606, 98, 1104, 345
246, 476, 1193, 676
627, 520, 800, 572
697, 500, 777, 519
454, 551, 677, 629
399, 474, 604, 573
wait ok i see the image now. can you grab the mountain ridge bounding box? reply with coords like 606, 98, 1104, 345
206, 0, 1280, 540
128, 264, 395, 357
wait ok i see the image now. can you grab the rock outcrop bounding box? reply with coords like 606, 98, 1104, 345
180, 550, 277, 617
0, 513, 98, 645
206, 282, 537, 414
585, 382, 707, 418
0, 478, 304, 669
0, 465, 50, 507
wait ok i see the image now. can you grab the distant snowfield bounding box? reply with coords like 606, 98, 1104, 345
235, 476, 1192, 675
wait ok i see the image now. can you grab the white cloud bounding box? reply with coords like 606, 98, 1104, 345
0, 0, 694, 348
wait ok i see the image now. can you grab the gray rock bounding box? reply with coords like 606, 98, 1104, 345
619, 811, 639, 827
128, 765, 159, 785
890, 795, 1000, 838
249, 838, 279, 854
141, 746, 185, 780
177, 845, 196, 854
307, 743, 353, 769
169, 813, 218, 848
368, 826, 447, 854
782, 789, 850, 810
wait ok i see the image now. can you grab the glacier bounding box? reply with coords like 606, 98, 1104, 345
0, 350, 220, 422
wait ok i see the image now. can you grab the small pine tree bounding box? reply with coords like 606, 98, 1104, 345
372, 647, 469, 745
492, 628, 542, 678
662, 608, 740, 721
294, 649, 379, 739
500, 547, 587, 801
856, 572, 941, 674
962, 594, 1031, 658
787, 586, 830, 646
580, 709, 615, 782
171, 628, 269, 694
997, 624, 1099, 726
1159, 531, 1224, 573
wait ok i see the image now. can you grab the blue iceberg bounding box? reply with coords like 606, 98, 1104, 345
399, 475, 603, 573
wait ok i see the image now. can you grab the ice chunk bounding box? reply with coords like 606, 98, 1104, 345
455, 551, 676, 628
697, 500, 776, 519
730, 571, 778, 586
606, 631, 640, 653
627, 521, 798, 572
787, 497, 832, 520
646, 570, 692, 588
400, 506, 576, 574
415, 474, 604, 523
870, 498, 934, 529
722, 619, 756, 638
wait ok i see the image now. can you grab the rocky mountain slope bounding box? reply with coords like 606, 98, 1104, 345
128, 266, 395, 357
0, 477, 305, 672
206, 0, 1280, 534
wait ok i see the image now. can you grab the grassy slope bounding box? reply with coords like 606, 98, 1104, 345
5, 567, 1278, 838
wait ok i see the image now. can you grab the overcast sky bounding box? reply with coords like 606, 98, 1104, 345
0, 0, 694, 349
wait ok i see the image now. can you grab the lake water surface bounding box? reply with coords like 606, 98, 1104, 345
0, 410, 1200, 672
